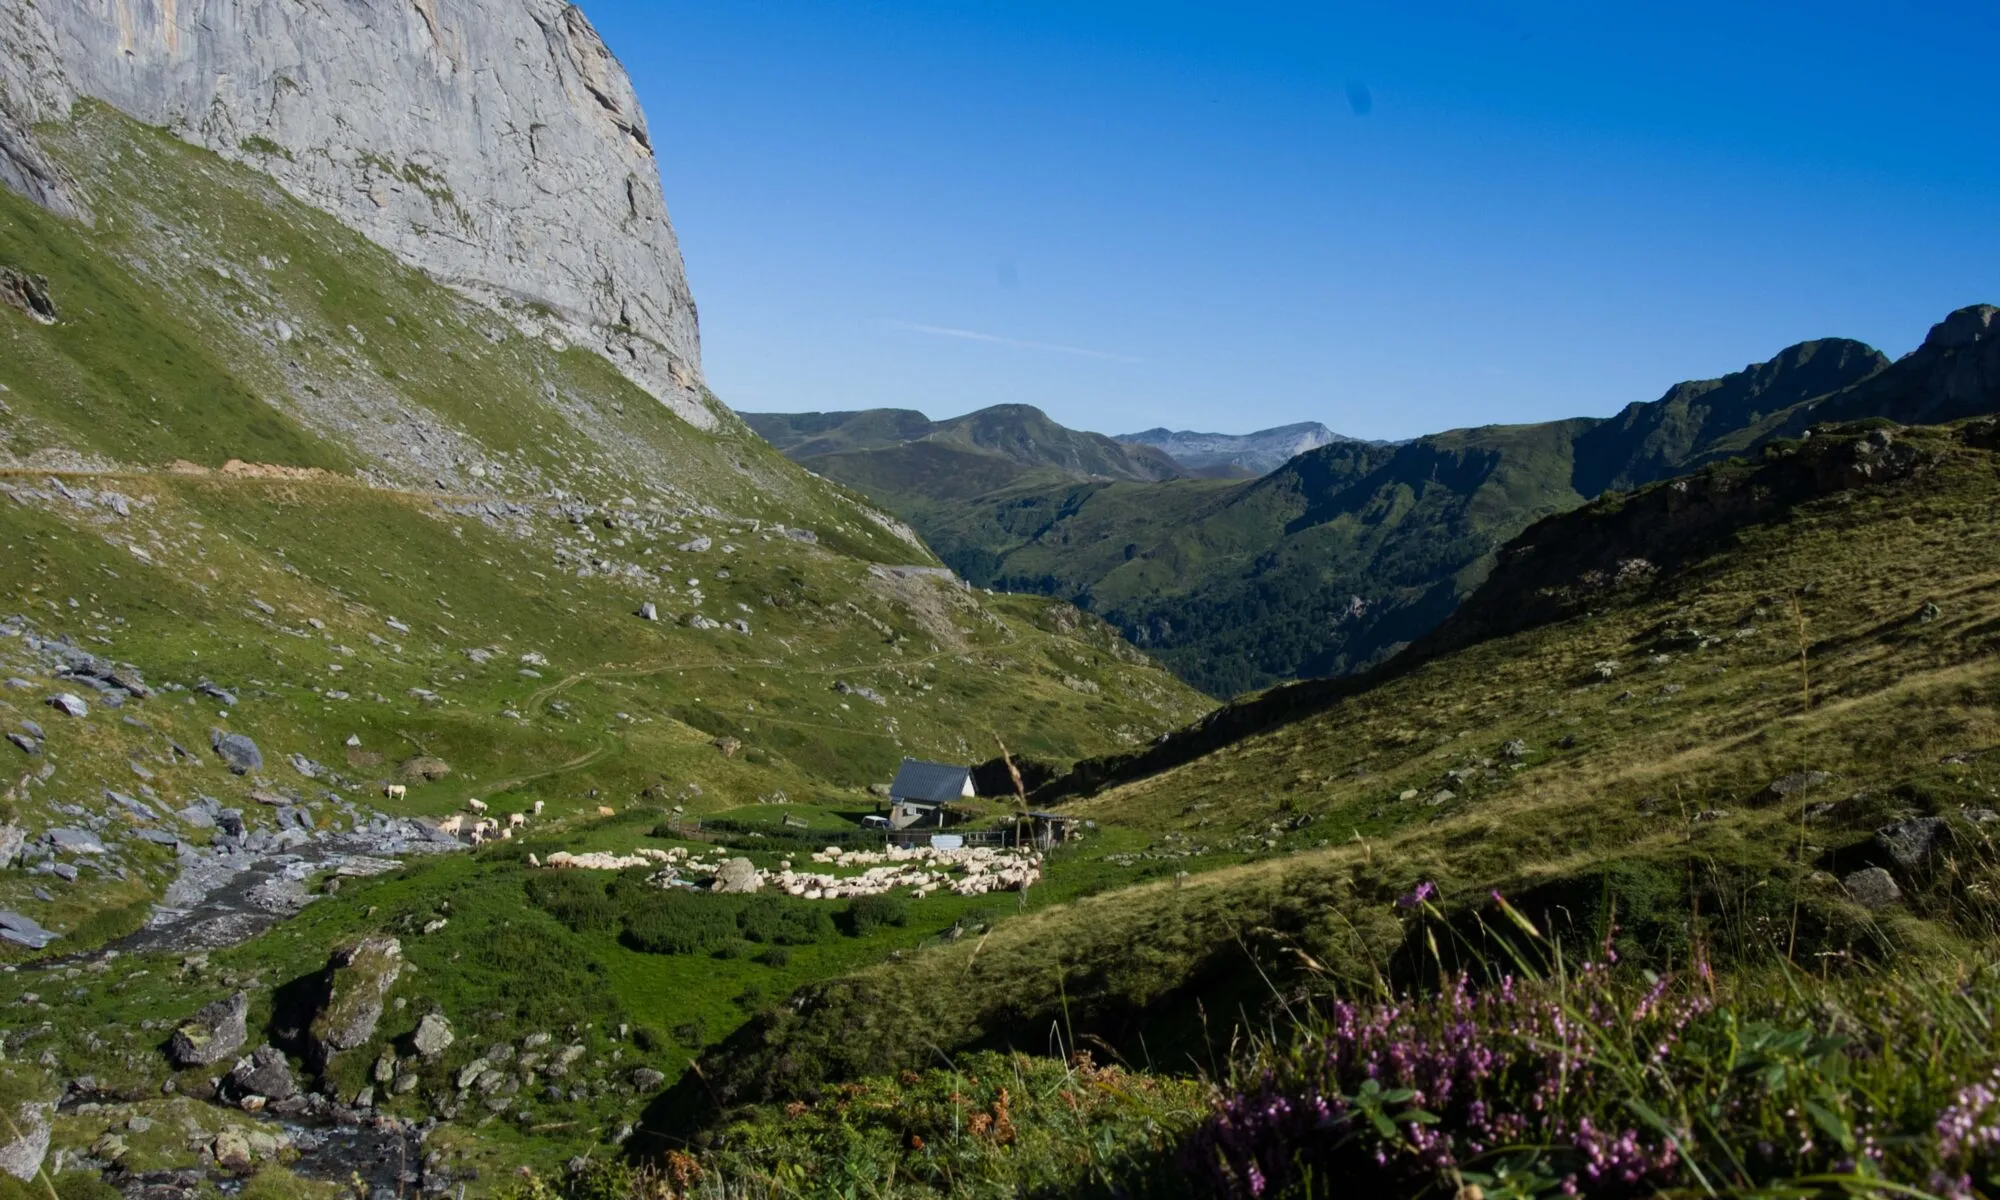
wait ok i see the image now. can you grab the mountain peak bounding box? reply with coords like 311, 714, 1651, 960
1117, 422, 1352, 477
1923, 304, 2000, 352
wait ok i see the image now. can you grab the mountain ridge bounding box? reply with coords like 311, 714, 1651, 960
1117, 421, 1360, 477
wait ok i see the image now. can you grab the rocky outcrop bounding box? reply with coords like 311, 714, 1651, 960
4, 0, 707, 423
310, 936, 404, 1064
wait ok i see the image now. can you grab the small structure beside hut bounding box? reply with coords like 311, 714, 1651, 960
1023, 812, 1083, 849
885, 758, 976, 829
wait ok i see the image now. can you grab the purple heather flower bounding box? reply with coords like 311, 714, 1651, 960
1396, 881, 1437, 908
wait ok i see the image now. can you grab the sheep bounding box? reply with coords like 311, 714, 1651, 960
500, 826, 514, 840
436, 815, 465, 836
466, 798, 488, 814
596, 805, 616, 817
469, 830, 486, 846
384, 784, 407, 801
508, 812, 527, 829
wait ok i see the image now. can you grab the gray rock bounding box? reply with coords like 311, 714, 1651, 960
637, 602, 659, 622
18, 720, 40, 740
1762, 771, 1834, 803
44, 693, 86, 718
710, 857, 761, 894
1500, 739, 1529, 760
15, 0, 706, 421
3, 733, 34, 756
456, 1058, 491, 1091
0, 911, 57, 950
1843, 867, 1902, 909
48, 863, 76, 882
227, 1045, 297, 1101
47, 828, 104, 855
631, 1067, 665, 1091
196, 681, 238, 707
0, 1084, 52, 1181
309, 936, 403, 1062
168, 991, 249, 1067
1875, 817, 1950, 871
0, 826, 22, 867
210, 729, 263, 775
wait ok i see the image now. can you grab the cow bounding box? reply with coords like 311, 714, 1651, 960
469, 830, 486, 846
384, 784, 407, 801
466, 798, 488, 814
500, 826, 514, 840
532, 800, 545, 817
437, 815, 465, 836
508, 812, 527, 829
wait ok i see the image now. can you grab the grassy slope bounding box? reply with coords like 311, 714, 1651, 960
682, 420, 2000, 1115
0, 105, 1218, 1184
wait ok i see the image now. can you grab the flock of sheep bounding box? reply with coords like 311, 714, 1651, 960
790, 844, 1044, 898
533, 841, 1043, 900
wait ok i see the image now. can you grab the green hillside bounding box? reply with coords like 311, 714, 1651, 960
675, 418, 2000, 1173
0, 103, 1221, 1193
748, 329, 2000, 699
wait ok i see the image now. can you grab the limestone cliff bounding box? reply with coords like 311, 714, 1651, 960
1, 0, 708, 424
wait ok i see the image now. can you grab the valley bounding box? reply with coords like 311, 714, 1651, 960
0, 3, 1996, 1199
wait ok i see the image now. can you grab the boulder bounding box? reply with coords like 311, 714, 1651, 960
44, 693, 87, 719
0, 1066, 54, 1182
1843, 867, 1902, 909
210, 729, 264, 775
413, 1012, 454, 1059
637, 602, 660, 621
212, 1127, 254, 1172
309, 936, 404, 1064
227, 1045, 297, 1101
631, 1067, 665, 1091
1875, 817, 1949, 871
0, 911, 59, 950
168, 991, 249, 1068
711, 858, 761, 894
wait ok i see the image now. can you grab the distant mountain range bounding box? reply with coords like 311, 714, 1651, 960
1116, 422, 1365, 477
747, 308, 2000, 696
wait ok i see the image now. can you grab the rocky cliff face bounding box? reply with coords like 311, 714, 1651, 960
1, 0, 709, 424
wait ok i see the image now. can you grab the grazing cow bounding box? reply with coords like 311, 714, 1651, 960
500, 826, 514, 840
533, 801, 545, 817
469, 830, 486, 846
466, 798, 488, 814
437, 815, 465, 836
384, 784, 407, 801
508, 812, 527, 829
475, 818, 498, 836
596, 805, 616, 817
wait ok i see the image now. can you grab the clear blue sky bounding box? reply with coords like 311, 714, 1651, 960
586, 1, 2000, 442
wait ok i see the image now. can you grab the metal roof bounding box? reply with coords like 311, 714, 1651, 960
890, 759, 971, 805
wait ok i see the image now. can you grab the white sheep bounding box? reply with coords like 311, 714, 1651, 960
384, 784, 407, 801
508, 812, 527, 829
437, 815, 465, 836
466, 798, 488, 814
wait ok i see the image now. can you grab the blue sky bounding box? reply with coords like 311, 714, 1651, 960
587, 1, 2000, 441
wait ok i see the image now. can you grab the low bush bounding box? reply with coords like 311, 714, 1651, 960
737, 895, 836, 946
845, 893, 910, 937
620, 891, 740, 956
524, 871, 620, 934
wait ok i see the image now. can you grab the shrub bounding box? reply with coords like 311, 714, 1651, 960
524, 871, 620, 934
620, 891, 740, 956
845, 893, 910, 937
757, 946, 792, 969
674, 1018, 708, 1049
714, 939, 753, 960
738, 895, 835, 946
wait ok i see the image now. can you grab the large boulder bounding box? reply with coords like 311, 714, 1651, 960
168, 991, 249, 1068
412, 1012, 454, 1059
711, 858, 761, 894
309, 936, 403, 1064
1843, 867, 1902, 909
226, 1045, 297, 1101
0, 1065, 54, 1182
210, 729, 264, 775
1875, 817, 1950, 871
